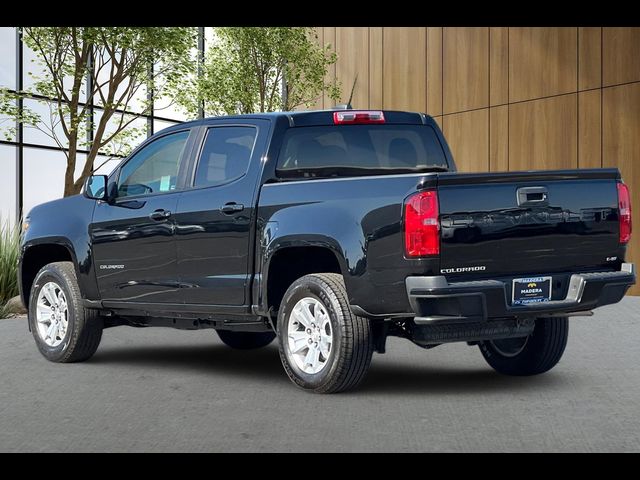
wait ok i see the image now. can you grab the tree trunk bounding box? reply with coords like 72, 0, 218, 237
64, 170, 84, 196
63, 149, 80, 197
64, 180, 84, 196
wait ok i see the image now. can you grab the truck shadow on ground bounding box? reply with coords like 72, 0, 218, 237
90, 343, 566, 395
358, 363, 565, 395
91, 344, 285, 381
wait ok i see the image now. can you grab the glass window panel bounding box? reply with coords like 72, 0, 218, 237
23, 41, 42, 91
23, 147, 66, 214
23, 41, 45, 91
0, 98, 16, 142
276, 125, 448, 177
204, 27, 215, 48
154, 95, 190, 122
153, 56, 192, 122
23, 37, 87, 99
93, 155, 122, 176
0, 145, 17, 224
93, 52, 147, 114
117, 130, 189, 197
23, 148, 89, 215
0, 27, 16, 89
194, 126, 256, 188
73, 152, 88, 182
22, 98, 71, 148
93, 108, 147, 157
153, 119, 180, 134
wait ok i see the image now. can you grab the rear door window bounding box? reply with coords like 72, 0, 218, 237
194, 126, 257, 188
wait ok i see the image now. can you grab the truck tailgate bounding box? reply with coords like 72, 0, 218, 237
437, 169, 623, 278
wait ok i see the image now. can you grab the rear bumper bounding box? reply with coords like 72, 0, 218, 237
406, 263, 635, 324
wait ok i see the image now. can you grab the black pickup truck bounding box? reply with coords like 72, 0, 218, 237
19, 109, 635, 393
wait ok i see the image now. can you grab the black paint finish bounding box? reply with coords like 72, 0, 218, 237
256, 173, 440, 315
438, 175, 624, 279
18, 110, 631, 325
19, 194, 98, 305
91, 193, 181, 303
174, 119, 272, 306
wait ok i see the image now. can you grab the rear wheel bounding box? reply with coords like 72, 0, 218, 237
216, 330, 276, 350
28, 262, 103, 363
479, 316, 568, 376
277, 273, 374, 394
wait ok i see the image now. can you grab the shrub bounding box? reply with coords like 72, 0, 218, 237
0, 219, 20, 318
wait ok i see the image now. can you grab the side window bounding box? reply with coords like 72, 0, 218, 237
194, 126, 257, 188
117, 130, 189, 198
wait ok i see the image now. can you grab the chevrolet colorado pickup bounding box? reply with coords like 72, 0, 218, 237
19, 109, 635, 393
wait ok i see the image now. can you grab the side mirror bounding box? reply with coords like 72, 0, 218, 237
83, 175, 108, 201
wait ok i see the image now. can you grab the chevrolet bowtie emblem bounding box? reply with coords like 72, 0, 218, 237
527, 282, 537, 288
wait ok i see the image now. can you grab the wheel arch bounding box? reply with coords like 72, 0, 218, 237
20, 238, 79, 309
260, 238, 349, 315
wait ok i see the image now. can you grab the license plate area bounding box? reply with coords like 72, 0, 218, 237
512, 276, 552, 305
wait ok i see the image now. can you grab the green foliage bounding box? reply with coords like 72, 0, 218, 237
0, 220, 20, 318
0, 27, 197, 196
173, 27, 341, 116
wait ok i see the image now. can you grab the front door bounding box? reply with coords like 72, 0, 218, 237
174, 121, 270, 306
91, 129, 192, 304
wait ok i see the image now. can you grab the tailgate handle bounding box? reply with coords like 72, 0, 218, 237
517, 186, 548, 206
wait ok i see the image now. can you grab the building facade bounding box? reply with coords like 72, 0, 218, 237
312, 27, 640, 294
0, 27, 198, 224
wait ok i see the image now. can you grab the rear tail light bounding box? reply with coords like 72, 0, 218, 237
333, 110, 385, 125
404, 190, 440, 257
617, 182, 632, 244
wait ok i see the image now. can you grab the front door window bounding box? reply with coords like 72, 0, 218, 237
117, 130, 189, 198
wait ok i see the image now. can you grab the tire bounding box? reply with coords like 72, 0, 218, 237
479, 316, 569, 376
277, 273, 374, 394
28, 261, 103, 363
216, 330, 276, 350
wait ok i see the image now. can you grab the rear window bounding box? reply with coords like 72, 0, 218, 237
276, 125, 448, 178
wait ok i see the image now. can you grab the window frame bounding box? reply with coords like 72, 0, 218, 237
188, 124, 260, 191
112, 128, 195, 202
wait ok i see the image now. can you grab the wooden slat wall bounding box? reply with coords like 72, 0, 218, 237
312, 26, 640, 294
369, 28, 383, 109
490, 27, 509, 106
489, 106, 509, 172
426, 27, 442, 115
335, 28, 370, 108
443, 109, 489, 172
443, 28, 489, 113
382, 27, 427, 111
603, 28, 640, 86
508, 28, 578, 103
508, 94, 578, 171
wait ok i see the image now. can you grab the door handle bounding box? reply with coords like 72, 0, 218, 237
221, 202, 245, 214
517, 186, 549, 206
149, 209, 172, 221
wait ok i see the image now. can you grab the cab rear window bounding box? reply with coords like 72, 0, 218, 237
276, 124, 448, 178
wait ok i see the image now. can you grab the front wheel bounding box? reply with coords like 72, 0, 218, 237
28, 261, 103, 363
479, 316, 569, 376
277, 273, 374, 394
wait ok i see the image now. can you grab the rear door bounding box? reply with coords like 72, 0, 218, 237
437, 170, 622, 278
91, 128, 195, 303
174, 119, 271, 306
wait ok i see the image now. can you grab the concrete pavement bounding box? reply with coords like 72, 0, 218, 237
1, 297, 639, 452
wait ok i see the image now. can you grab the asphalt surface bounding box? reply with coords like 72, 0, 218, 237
1, 297, 639, 452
